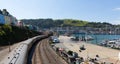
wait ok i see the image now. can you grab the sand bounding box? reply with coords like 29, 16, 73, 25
58, 36, 120, 63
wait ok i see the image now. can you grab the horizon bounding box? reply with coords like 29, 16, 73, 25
0, 0, 120, 24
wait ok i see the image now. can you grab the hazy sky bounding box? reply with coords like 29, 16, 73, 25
0, 0, 120, 24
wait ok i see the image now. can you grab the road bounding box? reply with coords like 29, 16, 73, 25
32, 38, 67, 64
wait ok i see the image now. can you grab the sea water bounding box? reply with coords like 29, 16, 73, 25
73, 34, 120, 44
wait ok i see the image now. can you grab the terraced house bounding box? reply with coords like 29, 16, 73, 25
0, 9, 18, 26
0, 10, 5, 24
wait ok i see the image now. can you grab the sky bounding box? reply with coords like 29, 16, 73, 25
0, 0, 120, 24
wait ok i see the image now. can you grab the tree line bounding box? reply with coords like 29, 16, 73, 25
21, 19, 88, 28
0, 24, 41, 46
21, 18, 118, 29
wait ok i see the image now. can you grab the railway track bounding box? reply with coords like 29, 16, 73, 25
32, 40, 42, 64
32, 38, 67, 64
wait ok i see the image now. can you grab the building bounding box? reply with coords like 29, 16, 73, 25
17, 20, 25, 27
11, 16, 18, 25
2, 9, 18, 26
0, 10, 5, 24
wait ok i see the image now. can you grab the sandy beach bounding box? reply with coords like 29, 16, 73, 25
57, 36, 120, 63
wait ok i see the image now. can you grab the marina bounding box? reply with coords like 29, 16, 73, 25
72, 34, 120, 50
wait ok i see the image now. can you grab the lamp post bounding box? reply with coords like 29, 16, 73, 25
8, 42, 11, 52
119, 52, 120, 61
115, 52, 120, 64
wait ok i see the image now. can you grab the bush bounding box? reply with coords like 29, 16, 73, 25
0, 24, 41, 46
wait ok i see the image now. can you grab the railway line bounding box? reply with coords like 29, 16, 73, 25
32, 38, 67, 64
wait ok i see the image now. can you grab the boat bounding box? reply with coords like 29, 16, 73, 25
70, 36, 79, 41
85, 35, 94, 41
100, 39, 120, 49
80, 35, 94, 41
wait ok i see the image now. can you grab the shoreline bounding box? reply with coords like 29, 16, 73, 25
57, 35, 120, 63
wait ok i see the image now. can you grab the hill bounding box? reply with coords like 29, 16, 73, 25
0, 24, 41, 46
21, 18, 114, 28
21, 19, 88, 28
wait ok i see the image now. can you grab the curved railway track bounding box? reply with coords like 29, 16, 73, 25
32, 39, 67, 64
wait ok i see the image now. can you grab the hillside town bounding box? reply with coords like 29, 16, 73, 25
0, 9, 39, 31
49, 26, 120, 35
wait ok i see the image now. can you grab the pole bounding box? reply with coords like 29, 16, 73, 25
115, 52, 120, 64
86, 31, 89, 61
95, 35, 97, 44
8, 42, 11, 52
86, 32, 87, 43
118, 52, 120, 63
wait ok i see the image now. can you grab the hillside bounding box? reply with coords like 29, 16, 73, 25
0, 24, 42, 46
21, 19, 115, 28
21, 19, 88, 28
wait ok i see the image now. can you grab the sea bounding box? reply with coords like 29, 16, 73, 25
73, 34, 120, 44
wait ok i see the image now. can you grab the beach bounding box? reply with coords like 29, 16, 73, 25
56, 36, 120, 63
